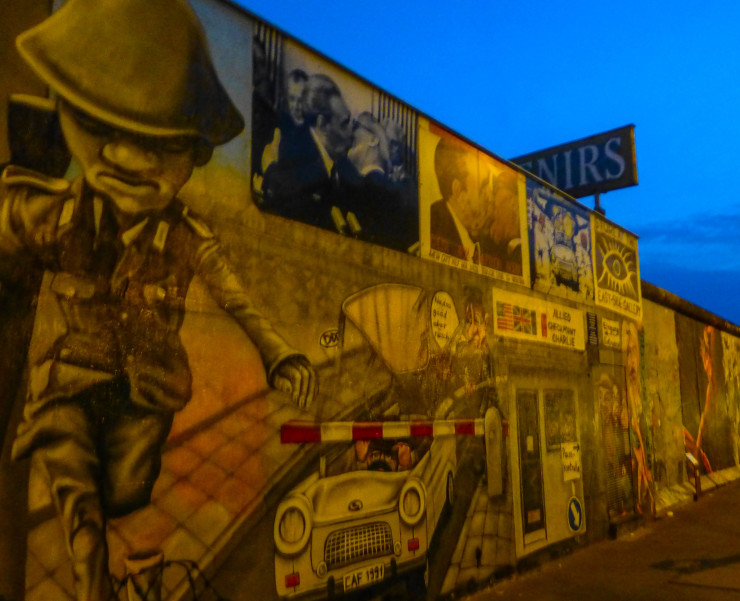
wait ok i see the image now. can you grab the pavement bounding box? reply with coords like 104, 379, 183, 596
438, 467, 514, 597
467, 478, 740, 601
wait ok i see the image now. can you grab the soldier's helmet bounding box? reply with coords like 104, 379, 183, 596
16, 0, 244, 147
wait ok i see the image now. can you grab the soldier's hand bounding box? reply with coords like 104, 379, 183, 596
272, 355, 317, 408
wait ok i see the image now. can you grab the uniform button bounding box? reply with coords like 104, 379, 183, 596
59, 349, 71, 359
121, 312, 128, 320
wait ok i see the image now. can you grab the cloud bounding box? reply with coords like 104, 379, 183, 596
635, 209, 740, 272
637, 210, 740, 246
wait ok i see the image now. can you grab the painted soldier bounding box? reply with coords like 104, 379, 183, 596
0, 0, 316, 599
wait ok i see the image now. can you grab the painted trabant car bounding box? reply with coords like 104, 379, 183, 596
550, 243, 579, 290
274, 433, 455, 599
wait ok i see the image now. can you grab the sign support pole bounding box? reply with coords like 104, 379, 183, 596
594, 192, 605, 215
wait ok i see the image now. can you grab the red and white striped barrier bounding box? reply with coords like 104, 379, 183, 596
281, 419, 485, 444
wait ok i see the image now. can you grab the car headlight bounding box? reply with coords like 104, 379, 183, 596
399, 480, 425, 526
274, 496, 312, 556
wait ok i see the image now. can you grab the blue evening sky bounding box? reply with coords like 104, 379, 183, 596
234, 0, 740, 324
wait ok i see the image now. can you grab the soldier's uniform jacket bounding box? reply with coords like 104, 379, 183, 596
0, 166, 300, 457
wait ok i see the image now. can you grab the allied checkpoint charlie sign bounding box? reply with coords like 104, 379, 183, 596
511, 125, 638, 199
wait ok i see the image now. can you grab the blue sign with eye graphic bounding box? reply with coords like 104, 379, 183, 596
567, 496, 583, 532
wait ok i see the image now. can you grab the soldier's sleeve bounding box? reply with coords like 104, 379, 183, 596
0, 166, 70, 280
185, 212, 304, 383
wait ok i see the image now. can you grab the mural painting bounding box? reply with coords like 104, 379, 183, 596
596, 372, 634, 518
527, 182, 592, 301
9, 0, 740, 600
594, 322, 656, 519
419, 120, 529, 286
0, 1, 527, 598
622, 322, 654, 514
251, 25, 418, 254
274, 283, 505, 600
0, 1, 318, 599
676, 316, 733, 473
721, 332, 740, 466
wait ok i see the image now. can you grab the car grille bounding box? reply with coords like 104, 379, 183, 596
324, 522, 393, 569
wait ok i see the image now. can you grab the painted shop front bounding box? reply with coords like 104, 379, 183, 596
1, 1, 739, 601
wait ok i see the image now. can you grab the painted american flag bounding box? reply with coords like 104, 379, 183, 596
496, 302, 514, 330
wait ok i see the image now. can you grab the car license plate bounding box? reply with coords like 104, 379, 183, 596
343, 562, 384, 591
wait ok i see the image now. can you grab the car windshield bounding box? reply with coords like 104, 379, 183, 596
327, 433, 432, 476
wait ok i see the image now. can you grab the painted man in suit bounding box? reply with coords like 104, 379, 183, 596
261, 73, 357, 232
430, 137, 487, 263
430, 137, 522, 275
342, 112, 415, 251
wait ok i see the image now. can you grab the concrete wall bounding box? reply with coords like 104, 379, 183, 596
2, 2, 740, 601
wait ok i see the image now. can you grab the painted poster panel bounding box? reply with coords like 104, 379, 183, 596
544, 389, 577, 450
601, 317, 621, 349
419, 118, 530, 286
251, 23, 419, 253
527, 181, 593, 301
561, 442, 582, 482
493, 290, 585, 351
676, 316, 733, 473
591, 213, 642, 320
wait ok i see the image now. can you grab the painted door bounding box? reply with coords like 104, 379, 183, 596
516, 389, 546, 542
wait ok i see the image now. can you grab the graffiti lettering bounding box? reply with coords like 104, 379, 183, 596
596, 289, 641, 315
562, 443, 582, 481
593, 216, 631, 243
320, 329, 340, 348
552, 308, 571, 322
552, 333, 576, 347
431, 291, 458, 349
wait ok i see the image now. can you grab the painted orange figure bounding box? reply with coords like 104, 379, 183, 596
623, 321, 654, 514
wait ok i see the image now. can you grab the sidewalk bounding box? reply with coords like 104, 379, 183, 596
440, 478, 514, 596
468, 478, 740, 601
